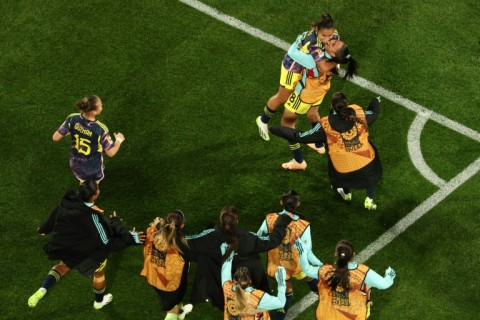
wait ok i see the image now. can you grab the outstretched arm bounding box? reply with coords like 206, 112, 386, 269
294, 240, 320, 280
364, 266, 396, 289
257, 266, 287, 310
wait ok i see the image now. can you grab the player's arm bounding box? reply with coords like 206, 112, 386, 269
364, 267, 396, 289
299, 226, 323, 267
365, 97, 381, 125
256, 219, 269, 237
287, 35, 316, 69
104, 132, 125, 157
294, 240, 320, 279
257, 266, 287, 310
220, 243, 234, 285
38, 207, 60, 235
52, 118, 71, 141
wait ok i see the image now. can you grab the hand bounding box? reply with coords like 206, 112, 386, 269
275, 266, 286, 286
152, 217, 163, 226
300, 41, 311, 53
130, 227, 146, 244
385, 266, 396, 279
109, 211, 119, 219
376, 96, 381, 103
114, 132, 125, 143
220, 242, 228, 256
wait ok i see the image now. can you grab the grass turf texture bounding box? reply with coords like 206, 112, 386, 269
0, 0, 479, 319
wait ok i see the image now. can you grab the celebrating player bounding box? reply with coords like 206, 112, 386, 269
221, 243, 287, 319
257, 190, 320, 319
52, 95, 125, 183
270, 93, 382, 210
141, 211, 193, 320
295, 240, 396, 320
256, 14, 340, 141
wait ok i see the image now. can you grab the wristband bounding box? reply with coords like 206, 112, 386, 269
116, 138, 125, 143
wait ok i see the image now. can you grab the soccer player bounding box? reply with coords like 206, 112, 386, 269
257, 190, 321, 320
140, 211, 193, 320
28, 181, 144, 309
186, 205, 293, 311
256, 14, 340, 142
270, 93, 382, 210
295, 240, 396, 320
278, 39, 358, 170
221, 243, 287, 319
52, 95, 125, 183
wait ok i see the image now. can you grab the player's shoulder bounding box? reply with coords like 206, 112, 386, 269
94, 120, 110, 133
66, 113, 81, 120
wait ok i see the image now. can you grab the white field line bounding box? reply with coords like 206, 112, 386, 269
177, 1, 480, 318
408, 114, 447, 187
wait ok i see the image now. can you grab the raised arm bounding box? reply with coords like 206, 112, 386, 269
364, 266, 396, 290
221, 243, 234, 285
365, 97, 381, 126
294, 240, 321, 280
257, 266, 287, 310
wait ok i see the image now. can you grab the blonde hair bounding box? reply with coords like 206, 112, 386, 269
233, 267, 256, 315
153, 210, 188, 254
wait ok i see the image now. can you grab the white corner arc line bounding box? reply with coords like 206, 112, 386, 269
178, 0, 480, 143
408, 114, 447, 187
287, 157, 480, 319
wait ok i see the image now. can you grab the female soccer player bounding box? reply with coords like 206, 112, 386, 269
28, 181, 144, 309
257, 190, 321, 319
186, 205, 293, 311
52, 95, 125, 183
295, 240, 396, 320
256, 14, 340, 141
140, 211, 193, 320
221, 243, 287, 319
270, 92, 382, 210
279, 39, 358, 170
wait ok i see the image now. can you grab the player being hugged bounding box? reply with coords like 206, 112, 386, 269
52, 95, 125, 183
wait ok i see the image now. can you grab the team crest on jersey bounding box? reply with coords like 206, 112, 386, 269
340, 125, 363, 152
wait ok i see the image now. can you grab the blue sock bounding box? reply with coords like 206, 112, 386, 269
366, 186, 375, 199
306, 278, 319, 294
289, 141, 303, 163
260, 105, 276, 123
41, 269, 61, 290
94, 286, 106, 302
276, 293, 293, 320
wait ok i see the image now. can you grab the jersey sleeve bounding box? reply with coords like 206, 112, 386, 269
57, 117, 71, 136
257, 289, 286, 311
101, 131, 115, 151
364, 268, 395, 289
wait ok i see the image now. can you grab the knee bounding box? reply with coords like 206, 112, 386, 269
53, 262, 70, 277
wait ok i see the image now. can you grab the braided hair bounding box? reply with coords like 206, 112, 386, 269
331, 92, 367, 127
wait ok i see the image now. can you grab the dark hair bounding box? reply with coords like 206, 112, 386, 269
326, 240, 354, 291
332, 44, 358, 80
220, 205, 239, 262
281, 190, 305, 220
76, 95, 100, 113
310, 13, 334, 31
78, 180, 98, 202
154, 210, 188, 253
331, 92, 367, 127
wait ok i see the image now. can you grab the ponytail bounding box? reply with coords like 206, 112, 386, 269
220, 205, 239, 263
327, 240, 354, 291
153, 210, 187, 254
331, 92, 367, 127
233, 267, 255, 315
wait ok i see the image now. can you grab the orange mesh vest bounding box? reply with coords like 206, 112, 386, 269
300, 75, 331, 104
321, 105, 375, 173
265, 213, 309, 279
140, 225, 186, 291
316, 264, 370, 320
223, 281, 270, 320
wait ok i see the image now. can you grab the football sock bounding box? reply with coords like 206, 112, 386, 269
306, 278, 319, 293
41, 269, 61, 290
366, 186, 375, 199
94, 286, 106, 303
260, 105, 276, 123
276, 292, 293, 320
310, 122, 323, 148
289, 141, 303, 163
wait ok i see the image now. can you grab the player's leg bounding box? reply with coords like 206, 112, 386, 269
257, 68, 301, 141
306, 106, 326, 153
280, 109, 306, 170
28, 261, 70, 307
93, 260, 112, 309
